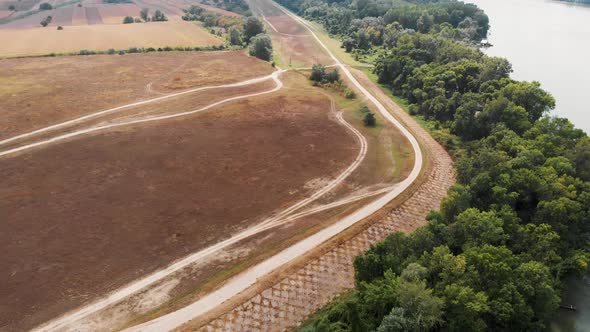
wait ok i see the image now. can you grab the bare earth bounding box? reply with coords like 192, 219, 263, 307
0, 80, 357, 331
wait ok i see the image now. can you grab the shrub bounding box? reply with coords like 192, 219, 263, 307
244, 16, 264, 42
345, 88, 356, 99
248, 33, 272, 61
134, 17, 141, 23
39, 2, 52, 10
57, 26, 63, 30
8, 4, 15, 10
79, 49, 95, 55
163, 46, 173, 51
324, 69, 340, 83
310, 64, 340, 84
363, 112, 376, 127
118, 50, 126, 55
123, 16, 134, 24
40, 15, 52, 27
146, 47, 156, 52
107, 48, 116, 54
152, 10, 167, 22
310, 64, 325, 82
229, 27, 242, 46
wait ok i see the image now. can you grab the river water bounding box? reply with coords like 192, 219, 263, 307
468, 0, 590, 134
467, 1, 590, 330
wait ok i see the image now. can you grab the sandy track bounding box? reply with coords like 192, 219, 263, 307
120, 1, 424, 331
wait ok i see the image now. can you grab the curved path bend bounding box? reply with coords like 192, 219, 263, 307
123, 2, 438, 331
0, 71, 282, 151
0, 71, 285, 158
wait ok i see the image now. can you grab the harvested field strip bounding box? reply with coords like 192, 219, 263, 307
2, 74, 359, 331
0, 21, 222, 57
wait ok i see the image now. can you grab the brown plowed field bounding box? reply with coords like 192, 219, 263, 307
0, 51, 273, 140
0, 72, 357, 331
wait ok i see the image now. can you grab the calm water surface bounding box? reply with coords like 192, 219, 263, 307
468, 0, 590, 133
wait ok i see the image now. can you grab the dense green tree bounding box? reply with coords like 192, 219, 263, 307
152, 10, 168, 22
363, 112, 376, 127
229, 27, 243, 45
248, 33, 272, 61
244, 16, 265, 42
39, 2, 52, 10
